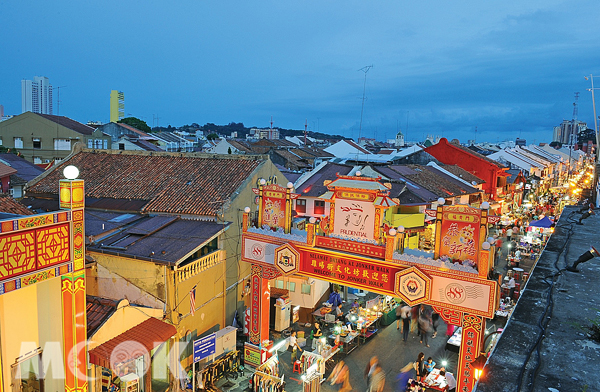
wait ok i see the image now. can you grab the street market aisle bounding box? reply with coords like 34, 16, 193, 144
273, 317, 453, 392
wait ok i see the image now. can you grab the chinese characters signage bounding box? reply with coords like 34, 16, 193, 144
332, 197, 376, 242
261, 184, 286, 230
298, 246, 401, 294
457, 314, 484, 392
439, 206, 481, 263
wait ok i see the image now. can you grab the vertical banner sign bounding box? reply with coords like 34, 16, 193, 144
457, 314, 484, 392
73, 270, 87, 392
61, 275, 76, 392
249, 265, 262, 345
261, 184, 286, 230
332, 192, 376, 242
439, 206, 481, 264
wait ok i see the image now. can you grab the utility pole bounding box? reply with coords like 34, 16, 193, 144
358, 65, 373, 142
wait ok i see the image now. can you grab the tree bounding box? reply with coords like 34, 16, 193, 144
207, 133, 219, 141
228, 147, 232, 154
118, 117, 151, 133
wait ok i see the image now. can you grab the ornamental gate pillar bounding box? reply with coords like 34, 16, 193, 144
457, 314, 485, 392
59, 178, 87, 392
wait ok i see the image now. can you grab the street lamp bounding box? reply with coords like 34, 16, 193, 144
585, 75, 599, 160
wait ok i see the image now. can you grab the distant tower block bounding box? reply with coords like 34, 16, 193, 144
395, 129, 405, 148
110, 90, 125, 123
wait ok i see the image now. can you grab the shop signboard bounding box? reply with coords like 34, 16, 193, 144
298, 246, 402, 295
193, 333, 216, 363
427, 271, 496, 318
243, 237, 276, 265
332, 194, 376, 242
439, 206, 481, 264
260, 184, 287, 230
244, 342, 261, 368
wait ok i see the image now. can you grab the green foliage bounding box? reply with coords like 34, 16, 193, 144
228, 147, 232, 154
207, 133, 218, 141
118, 117, 152, 133
586, 315, 600, 343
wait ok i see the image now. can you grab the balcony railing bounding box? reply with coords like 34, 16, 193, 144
177, 249, 224, 283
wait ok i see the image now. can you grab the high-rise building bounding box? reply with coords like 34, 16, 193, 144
552, 120, 587, 145
110, 90, 124, 123
21, 76, 53, 114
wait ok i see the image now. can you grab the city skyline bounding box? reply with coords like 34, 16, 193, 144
1, 0, 599, 144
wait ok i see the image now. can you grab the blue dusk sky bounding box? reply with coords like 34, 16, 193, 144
1, 0, 599, 144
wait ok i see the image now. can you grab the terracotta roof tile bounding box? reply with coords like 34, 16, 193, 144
443, 165, 486, 184
88, 317, 176, 369
0, 162, 17, 178
0, 194, 34, 215
27, 150, 264, 216
87, 295, 119, 336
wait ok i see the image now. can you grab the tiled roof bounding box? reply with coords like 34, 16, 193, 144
116, 123, 152, 138
443, 165, 486, 184
345, 140, 371, 154
87, 295, 119, 336
0, 194, 33, 215
88, 317, 176, 369
131, 138, 164, 151
293, 147, 335, 159
295, 162, 354, 197
27, 150, 264, 216
36, 113, 96, 135
0, 153, 44, 181
0, 162, 17, 178
447, 139, 506, 168
272, 150, 312, 171
227, 139, 255, 153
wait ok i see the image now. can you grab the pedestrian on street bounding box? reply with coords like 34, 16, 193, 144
328, 360, 352, 392
418, 305, 432, 347
411, 305, 419, 335
401, 305, 411, 342
368, 364, 385, 392
431, 311, 439, 339
365, 356, 379, 386
396, 303, 403, 330
506, 227, 513, 241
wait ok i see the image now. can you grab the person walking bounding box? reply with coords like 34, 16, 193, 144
506, 227, 513, 241
418, 305, 432, 347
431, 310, 439, 339
328, 360, 352, 392
401, 304, 411, 342
368, 364, 385, 392
411, 305, 419, 336
365, 356, 379, 386
396, 303, 403, 330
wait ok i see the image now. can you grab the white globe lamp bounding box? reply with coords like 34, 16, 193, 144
63, 165, 79, 180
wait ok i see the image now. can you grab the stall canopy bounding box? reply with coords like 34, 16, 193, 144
529, 216, 553, 228
89, 317, 176, 369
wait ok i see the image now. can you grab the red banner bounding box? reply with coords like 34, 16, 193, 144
457, 314, 484, 392
261, 184, 287, 230
439, 206, 481, 263
298, 247, 404, 295
315, 236, 385, 259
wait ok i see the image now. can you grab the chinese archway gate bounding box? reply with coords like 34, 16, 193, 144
242, 176, 499, 392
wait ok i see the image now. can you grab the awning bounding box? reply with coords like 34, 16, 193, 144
89, 317, 176, 369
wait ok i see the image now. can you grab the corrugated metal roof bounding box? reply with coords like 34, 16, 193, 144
88, 317, 176, 369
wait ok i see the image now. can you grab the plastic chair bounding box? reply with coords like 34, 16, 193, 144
293, 361, 302, 374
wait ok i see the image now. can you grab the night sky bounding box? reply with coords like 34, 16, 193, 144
1, 0, 599, 143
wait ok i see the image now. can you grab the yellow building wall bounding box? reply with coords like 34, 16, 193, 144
0, 277, 63, 392
110, 90, 124, 123
221, 159, 287, 324
90, 253, 167, 302
88, 300, 163, 350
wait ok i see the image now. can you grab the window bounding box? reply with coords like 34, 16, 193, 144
296, 199, 306, 214
275, 280, 284, 289
314, 200, 325, 215
32, 138, 41, 149
87, 139, 93, 148
14, 137, 23, 149
301, 283, 311, 295
103, 139, 108, 149
287, 281, 296, 292
0, 138, 3, 146
54, 138, 71, 150
119, 143, 125, 150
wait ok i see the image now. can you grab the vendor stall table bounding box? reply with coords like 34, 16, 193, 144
445, 327, 461, 353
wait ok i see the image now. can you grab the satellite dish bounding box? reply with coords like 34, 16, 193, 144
471, 181, 477, 186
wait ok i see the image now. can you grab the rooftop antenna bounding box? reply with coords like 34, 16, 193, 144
304, 119, 308, 146
358, 65, 373, 142
52, 85, 67, 116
